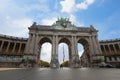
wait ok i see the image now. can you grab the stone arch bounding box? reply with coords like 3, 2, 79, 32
77, 38, 91, 67
39, 36, 52, 45
58, 37, 71, 45
58, 37, 72, 67
38, 36, 52, 65
77, 38, 88, 45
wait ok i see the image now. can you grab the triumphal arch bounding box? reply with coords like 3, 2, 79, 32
25, 18, 102, 68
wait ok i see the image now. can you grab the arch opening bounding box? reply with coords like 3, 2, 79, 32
77, 43, 84, 57
58, 43, 69, 67
77, 38, 90, 67
58, 38, 71, 67
38, 37, 52, 67
40, 42, 52, 63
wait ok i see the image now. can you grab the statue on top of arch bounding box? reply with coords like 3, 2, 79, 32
52, 17, 76, 28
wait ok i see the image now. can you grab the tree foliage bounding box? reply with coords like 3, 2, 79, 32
39, 60, 50, 67
61, 61, 69, 67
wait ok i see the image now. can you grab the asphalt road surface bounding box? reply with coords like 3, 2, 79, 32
0, 68, 120, 80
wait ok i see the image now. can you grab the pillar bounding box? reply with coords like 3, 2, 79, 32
118, 43, 120, 53
89, 36, 95, 64
18, 43, 22, 53
25, 33, 32, 54
92, 36, 99, 54
103, 45, 107, 55
89, 36, 94, 55
34, 34, 39, 55
12, 43, 16, 53
91, 36, 96, 55
95, 36, 102, 55
55, 35, 58, 55
71, 36, 75, 55
71, 36, 80, 68
30, 34, 36, 54
6, 42, 10, 53
50, 35, 59, 68
108, 44, 112, 54
113, 44, 117, 54
118, 43, 120, 49
74, 36, 78, 55
36, 44, 42, 67
0, 41, 4, 52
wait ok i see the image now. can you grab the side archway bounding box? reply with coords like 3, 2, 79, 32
38, 37, 52, 67
77, 38, 91, 67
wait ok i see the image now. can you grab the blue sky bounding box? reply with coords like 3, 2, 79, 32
0, 0, 120, 63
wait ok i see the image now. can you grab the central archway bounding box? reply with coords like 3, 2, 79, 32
58, 37, 71, 67
58, 43, 69, 67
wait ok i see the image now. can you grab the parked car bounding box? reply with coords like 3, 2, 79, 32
99, 64, 114, 68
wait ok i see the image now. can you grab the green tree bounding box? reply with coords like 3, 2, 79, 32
39, 60, 50, 67
61, 61, 69, 67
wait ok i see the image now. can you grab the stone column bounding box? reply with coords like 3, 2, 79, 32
118, 43, 120, 49
55, 35, 58, 55
25, 33, 32, 54
103, 45, 107, 55
113, 44, 117, 54
34, 34, 39, 55
95, 36, 102, 55
6, 42, 10, 53
71, 36, 80, 68
33, 34, 40, 66
71, 36, 75, 55
108, 44, 112, 54
31, 34, 36, 54
52, 36, 55, 55
74, 36, 78, 55
91, 36, 96, 55
92, 36, 99, 54
38, 44, 42, 67
50, 35, 59, 68
12, 43, 16, 53
89, 36, 94, 55
18, 43, 22, 53
87, 36, 94, 65
0, 41, 4, 51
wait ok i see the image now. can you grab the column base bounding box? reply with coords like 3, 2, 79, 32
72, 55, 80, 68
50, 54, 59, 68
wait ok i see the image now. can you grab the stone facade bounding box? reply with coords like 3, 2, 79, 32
0, 19, 119, 68
25, 19, 101, 68
0, 34, 27, 67
99, 39, 120, 67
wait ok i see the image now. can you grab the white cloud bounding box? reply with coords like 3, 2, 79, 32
40, 43, 52, 63
76, 0, 95, 10
0, 14, 33, 37
41, 17, 57, 25
0, 0, 33, 37
0, 0, 50, 37
86, 0, 95, 4
70, 14, 84, 26
60, 0, 75, 13
60, 0, 95, 13
76, 2, 88, 10
79, 50, 84, 57
11, 18, 33, 28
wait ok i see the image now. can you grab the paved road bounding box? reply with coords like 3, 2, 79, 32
0, 68, 120, 80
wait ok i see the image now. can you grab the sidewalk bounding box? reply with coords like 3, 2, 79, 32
0, 68, 21, 71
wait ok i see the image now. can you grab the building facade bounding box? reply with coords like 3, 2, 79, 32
0, 34, 27, 67
0, 19, 119, 68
